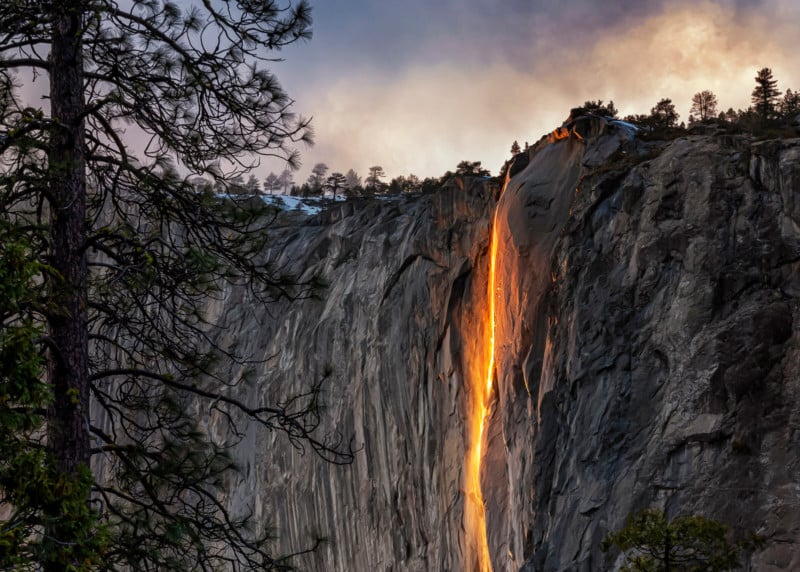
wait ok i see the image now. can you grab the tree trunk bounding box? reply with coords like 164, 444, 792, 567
46, 2, 90, 565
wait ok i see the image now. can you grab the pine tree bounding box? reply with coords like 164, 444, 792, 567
781, 88, 800, 121
405, 174, 421, 193
0, 226, 110, 569
246, 174, 262, 194
325, 172, 347, 200
278, 168, 294, 195
344, 168, 362, 192
510, 140, 521, 155
751, 67, 781, 121
264, 172, 280, 195
690, 90, 719, 121
0, 2, 351, 570
650, 98, 680, 128
602, 508, 763, 572
366, 165, 386, 193
307, 162, 329, 195
573, 100, 618, 118
724, 107, 738, 123
455, 160, 490, 177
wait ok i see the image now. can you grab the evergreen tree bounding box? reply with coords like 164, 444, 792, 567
510, 140, 521, 155
573, 100, 619, 118
290, 183, 307, 197
264, 172, 280, 195
455, 160, 490, 177
419, 177, 442, 194
650, 98, 680, 128
246, 174, 262, 194
344, 168, 362, 191
278, 168, 294, 195
325, 172, 347, 200
0, 1, 351, 570
387, 177, 403, 196
0, 227, 110, 569
690, 90, 719, 121
385, 174, 420, 195
602, 508, 763, 572
751, 67, 781, 121
307, 162, 329, 195
365, 165, 386, 193
343, 169, 363, 198
723, 107, 738, 123
781, 88, 800, 120
405, 174, 421, 193
229, 174, 248, 195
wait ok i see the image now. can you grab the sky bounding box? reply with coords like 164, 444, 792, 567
264, 0, 800, 183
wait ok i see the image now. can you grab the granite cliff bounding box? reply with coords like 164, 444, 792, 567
208, 119, 800, 571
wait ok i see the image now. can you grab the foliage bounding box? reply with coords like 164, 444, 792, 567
622, 99, 684, 139
365, 165, 386, 193
344, 169, 362, 192
264, 172, 280, 195
325, 172, 347, 199
307, 163, 329, 195
649, 99, 680, 128
386, 174, 422, 195
602, 509, 764, 572
572, 100, 619, 118
455, 160, 490, 177
719, 107, 739, 123
0, 231, 109, 570
419, 176, 443, 194
690, 90, 718, 121
1, 1, 353, 570
781, 88, 800, 120
752, 67, 781, 122
278, 169, 294, 195
705, 70, 796, 133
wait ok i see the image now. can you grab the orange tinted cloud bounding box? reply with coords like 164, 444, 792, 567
576, 1, 797, 116
293, 1, 799, 181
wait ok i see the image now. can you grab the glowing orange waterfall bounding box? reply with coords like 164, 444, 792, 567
465, 212, 499, 572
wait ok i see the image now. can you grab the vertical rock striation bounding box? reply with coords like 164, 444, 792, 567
202, 124, 800, 571
206, 185, 497, 571
486, 117, 640, 570
506, 130, 800, 571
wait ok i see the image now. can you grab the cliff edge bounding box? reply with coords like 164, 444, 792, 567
208, 122, 800, 571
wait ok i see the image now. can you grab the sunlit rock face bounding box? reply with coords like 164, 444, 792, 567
207, 123, 800, 571
506, 131, 800, 571
486, 116, 639, 570
207, 185, 497, 571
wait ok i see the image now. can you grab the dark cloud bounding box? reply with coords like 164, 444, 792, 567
288, 1, 686, 79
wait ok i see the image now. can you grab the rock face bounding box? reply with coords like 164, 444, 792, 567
206, 186, 497, 571
209, 125, 800, 571
517, 132, 800, 572
484, 116, 635, 570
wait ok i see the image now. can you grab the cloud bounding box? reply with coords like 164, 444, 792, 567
282, 0, 798, 182
11, 0, 797, 186
570, 1, 798, 113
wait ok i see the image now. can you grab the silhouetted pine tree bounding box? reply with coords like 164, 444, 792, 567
650, 98, 680, 128
752, 67, 781, 122
0, 1, 352, 569
690, 90, 719, 121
